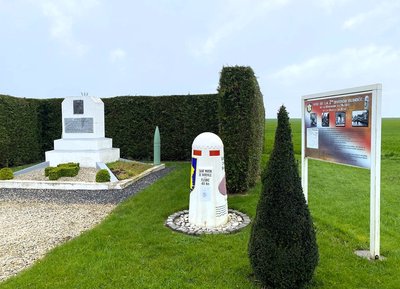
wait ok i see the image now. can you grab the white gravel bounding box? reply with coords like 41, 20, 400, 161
0, 200, 115, 282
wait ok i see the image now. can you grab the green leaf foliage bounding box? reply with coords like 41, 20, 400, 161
248, 106, 318, 289
47, 162, 80, 180
0, 167, 13, 180
103, 94, 219, 161
218, 66, 265, 194
0, 95, 43, 167
37, 98, 63, 153
96, 169, 110, 182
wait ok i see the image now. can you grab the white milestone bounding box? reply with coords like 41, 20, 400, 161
189, 132, 228, 228
45, 96, 120, 167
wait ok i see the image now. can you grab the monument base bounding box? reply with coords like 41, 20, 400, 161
45, 137, 120, 168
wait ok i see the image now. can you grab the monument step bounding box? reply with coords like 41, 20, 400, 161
54, 138, 113, 150
45, 148, 120, 168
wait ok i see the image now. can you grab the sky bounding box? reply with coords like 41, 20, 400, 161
1, 0, 399, 118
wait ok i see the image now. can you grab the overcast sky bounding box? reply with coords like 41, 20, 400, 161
1, 0, 399, 118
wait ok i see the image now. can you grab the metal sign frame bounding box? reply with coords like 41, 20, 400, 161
301, 84, 382, 259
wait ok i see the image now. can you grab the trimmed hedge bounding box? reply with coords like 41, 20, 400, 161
0, 95, 62, 167
37, 98, 63, 154
0, 167, 13, 180
96, 169, 110, 182
0, 94, 218, 164
104, 94, 219, 161
218, 66, 265, 193
0, 95, 42, 167
47, 162, 80, 180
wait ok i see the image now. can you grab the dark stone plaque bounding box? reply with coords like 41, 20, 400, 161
64, 118, 93, 133
73, 100, 84, 114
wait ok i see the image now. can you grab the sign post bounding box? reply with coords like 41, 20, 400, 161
301, 84, 382, 259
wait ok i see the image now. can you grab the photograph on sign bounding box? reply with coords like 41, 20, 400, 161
303, 92, 372, 169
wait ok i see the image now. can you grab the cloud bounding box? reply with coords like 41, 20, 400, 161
110, 48, 127, 63
263, 45, 400, 117
193, 0, 290, 57
268, 45, 400, 85
36, 0, 99, 56
315, 0, 352, 13
343, 1, 400, 30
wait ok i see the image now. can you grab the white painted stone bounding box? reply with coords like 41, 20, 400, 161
62, 96, 104, 139
189, 132, 228, 228
45, 148, 120, 168
45, 96, 120, 167
54, 138, 113, 150
0, 179, 109, 190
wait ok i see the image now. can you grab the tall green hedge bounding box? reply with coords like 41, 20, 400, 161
0, 94, 218, 165
37, 98, 63, 154
218, 66, 265, 194
104, 94, 219, 161
0, 95, 62, 167
0, 95, 42, 167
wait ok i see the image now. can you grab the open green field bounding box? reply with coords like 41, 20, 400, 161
1, 119, 399, 288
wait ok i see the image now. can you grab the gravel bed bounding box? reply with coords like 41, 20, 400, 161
14, 167, 98, 182
0, 167, 172, 282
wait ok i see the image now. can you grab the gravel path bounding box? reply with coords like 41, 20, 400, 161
0, 167, 172, 282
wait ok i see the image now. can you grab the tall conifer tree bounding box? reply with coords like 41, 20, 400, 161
248, 105, 318, 289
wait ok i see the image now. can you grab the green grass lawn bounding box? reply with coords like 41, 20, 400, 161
1, 119, 399, 288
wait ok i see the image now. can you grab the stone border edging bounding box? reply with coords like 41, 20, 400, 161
165, 209, 251, 235
0, 164, 165, 191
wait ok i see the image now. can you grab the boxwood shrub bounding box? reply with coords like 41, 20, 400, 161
47, 162, 80, 180
96, 169, 110, 182
0, 168, 13, 180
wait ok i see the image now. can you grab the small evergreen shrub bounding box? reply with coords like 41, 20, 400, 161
248, 106, 318, 289
45, 166, 54, 177
59, 162, 80, 177
0, 168, 13, 180
46, 163, 80, 180
96, 169, 110, 182
48, 167, 62, 180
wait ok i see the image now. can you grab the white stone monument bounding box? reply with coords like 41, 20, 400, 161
45, 96, 120, 167
189, 132, 228, 228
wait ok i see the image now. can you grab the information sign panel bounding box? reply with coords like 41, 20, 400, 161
301, 84, 382, 259
304, 92, 372, 168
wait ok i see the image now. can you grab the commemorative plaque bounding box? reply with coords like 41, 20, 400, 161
73, 100, 84, 114
64, 117, 93, 133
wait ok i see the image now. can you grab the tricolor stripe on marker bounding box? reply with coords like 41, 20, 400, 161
193, 150, 202, 156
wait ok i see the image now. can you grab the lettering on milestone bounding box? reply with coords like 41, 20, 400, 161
64, 118, 94, 133
73, 100, 84, 114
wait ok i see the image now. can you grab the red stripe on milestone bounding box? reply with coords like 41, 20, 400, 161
193, 150, 202, 156
209, 150, 220, 156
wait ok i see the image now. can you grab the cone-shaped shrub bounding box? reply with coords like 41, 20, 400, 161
248, 106, 318, 289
